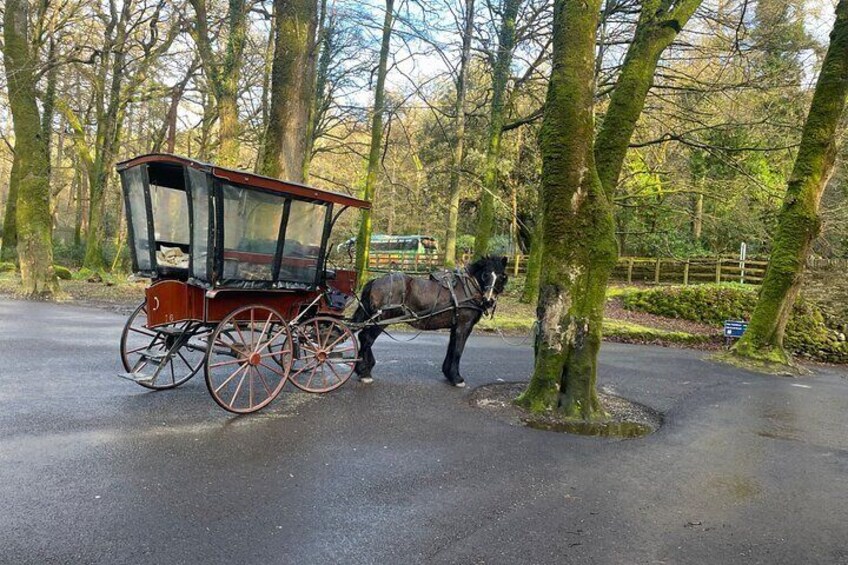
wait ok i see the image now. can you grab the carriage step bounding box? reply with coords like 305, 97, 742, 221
140, 349, 169, 362
117, 372, 157, 386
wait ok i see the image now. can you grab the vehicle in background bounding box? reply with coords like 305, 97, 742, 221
336, 234, 439, 257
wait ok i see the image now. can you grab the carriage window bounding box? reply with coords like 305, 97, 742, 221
221, 184, 284, 281
150, 184, 190, 270
280, 200, 327, 284
187, 168, 212, 281
121, 165, 153, 272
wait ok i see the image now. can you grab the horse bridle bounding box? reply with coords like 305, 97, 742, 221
467, 267, 500, 314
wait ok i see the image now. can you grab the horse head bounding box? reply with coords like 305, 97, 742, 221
467, 255, 509, 307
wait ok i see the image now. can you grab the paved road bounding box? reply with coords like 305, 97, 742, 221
1, 299, 847, 564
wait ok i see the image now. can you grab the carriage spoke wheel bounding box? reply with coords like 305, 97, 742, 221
290, 316, 358, 393
205, 305, 293, 414
120, 302, 206, 390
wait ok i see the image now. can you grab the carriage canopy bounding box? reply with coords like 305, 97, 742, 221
117, 154, 370, 290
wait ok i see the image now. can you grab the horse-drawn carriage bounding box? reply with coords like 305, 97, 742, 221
117, 154, 369, 413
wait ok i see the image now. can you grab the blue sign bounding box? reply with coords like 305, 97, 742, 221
724, 320, 748, 339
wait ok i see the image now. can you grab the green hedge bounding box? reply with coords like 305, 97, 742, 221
622, 284, 848, 363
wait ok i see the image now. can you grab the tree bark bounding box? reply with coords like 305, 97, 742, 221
516, 0, 617, 418
734, 0, 848, 364
593, 0, 702, 196
3, 0, 59, 296
354, 0, 395, 287
474, 0, 521, 257
444, 0, 475, 268
258, 0, 318, 181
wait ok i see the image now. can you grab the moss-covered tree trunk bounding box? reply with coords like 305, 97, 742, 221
515, 0, 618, 418
1, 159, 20, 262
354, 0, 394, 288
3, 0, 59, 296
735, 0, 848, 364
593, 0, 702, 196
521, 217, 543, 303
444, 0, 475, 269
190, 0, 249, 168
258, 0, 317, 182
473, 0, 521, 257
302, 0, 329, 181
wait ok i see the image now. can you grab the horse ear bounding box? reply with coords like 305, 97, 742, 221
501, 256, 508, 268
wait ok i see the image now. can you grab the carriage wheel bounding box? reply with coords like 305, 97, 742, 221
290, 316, 359, 393
120, 302, 206, 390
204, 305, 294, 414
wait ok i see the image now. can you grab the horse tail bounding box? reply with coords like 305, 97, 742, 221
352, 279, 376, 324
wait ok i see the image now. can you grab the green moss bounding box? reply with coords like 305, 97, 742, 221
53, 265, 72, 280
712, 351, 804, 376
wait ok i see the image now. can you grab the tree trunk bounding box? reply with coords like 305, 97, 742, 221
444, 0, 475, 268
354, 0, 394, 288
516, 0, 618, 418
256, 21, 277, 172
692, 192, 703, 241
217, 91, 241, 167
593, 0, 702, 196
258, 0, 318, 181
1, 158, 19, 262
735, 0, 848, 364
474, 0, 521, 257
190, 0, 248, 168
521, 216, 543, 304
302, 0, 329, 181
3, 0, 58, 296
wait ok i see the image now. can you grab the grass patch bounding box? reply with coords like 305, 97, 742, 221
602, 319, 711, 345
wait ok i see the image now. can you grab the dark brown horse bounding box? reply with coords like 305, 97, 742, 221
352, 256, 509, 387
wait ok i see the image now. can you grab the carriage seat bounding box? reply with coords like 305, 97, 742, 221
156, 245, 189, 269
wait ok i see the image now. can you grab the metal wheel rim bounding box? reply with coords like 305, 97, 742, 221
119, 302, 205, 390
204, 305, 293, 414
290, 316, 358, 393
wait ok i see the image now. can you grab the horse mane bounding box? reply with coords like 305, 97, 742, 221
466, 255, 503, 277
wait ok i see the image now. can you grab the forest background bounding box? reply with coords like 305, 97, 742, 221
0, 0, 844, 276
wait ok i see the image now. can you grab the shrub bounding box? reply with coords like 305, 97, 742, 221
0, 261, 15, 273
622, 284, 848, 363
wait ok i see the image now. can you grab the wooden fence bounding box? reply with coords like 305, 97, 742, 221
367, 252, 846, 286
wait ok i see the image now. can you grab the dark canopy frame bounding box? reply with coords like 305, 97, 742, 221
117, 153, 370, 290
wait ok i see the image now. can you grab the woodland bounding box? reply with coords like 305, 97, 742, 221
2, 0, 848, 416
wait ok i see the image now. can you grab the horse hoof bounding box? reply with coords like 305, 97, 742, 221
360, 377, 374, 384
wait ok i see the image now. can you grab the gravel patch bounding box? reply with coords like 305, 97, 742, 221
469, 382, 662, 438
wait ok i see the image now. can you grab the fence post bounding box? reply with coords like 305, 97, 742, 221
654, 258, 661, 284
715, 259, 722, 283
627, 258, 634, 284
684, 260, 690, 285
513, 254, 520, 277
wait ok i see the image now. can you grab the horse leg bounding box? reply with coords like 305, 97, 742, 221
443, 322, 471, 388
442, 326, 457, 381
355, 326, 382, 383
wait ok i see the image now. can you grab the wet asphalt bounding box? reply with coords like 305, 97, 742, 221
1, 298, 847, 564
